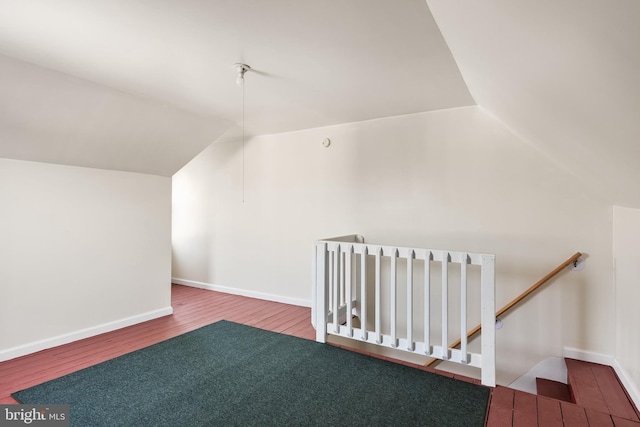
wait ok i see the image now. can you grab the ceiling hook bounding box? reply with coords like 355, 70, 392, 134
233, 63, 251, 86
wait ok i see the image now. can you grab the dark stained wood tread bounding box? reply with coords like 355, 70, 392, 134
537, 377, 573, 402
566, 358, 640, 422
485, 386, 640, 427
484, 358, 640, 426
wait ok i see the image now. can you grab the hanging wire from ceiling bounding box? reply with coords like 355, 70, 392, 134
233, 63, 251, 203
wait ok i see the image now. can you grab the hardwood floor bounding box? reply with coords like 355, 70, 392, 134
2, 284, 639, 427
0, 284, 314, 405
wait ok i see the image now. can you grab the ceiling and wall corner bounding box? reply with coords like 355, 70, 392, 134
426, 0, 640, 208
0, 0, 473, 175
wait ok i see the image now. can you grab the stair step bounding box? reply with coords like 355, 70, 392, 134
565, 358, 640, 422
536, 377, 572, 402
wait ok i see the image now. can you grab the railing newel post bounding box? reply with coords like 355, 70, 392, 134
315, 242, 328, 343
375, 246, 382, 344
481, 254, 496, 387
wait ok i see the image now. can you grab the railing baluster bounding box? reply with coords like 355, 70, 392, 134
460, 253, 468, 364
355, 243, 362, 320
333, 245, 340, 333
390, 248, 398, 348
345, 245, 353, 337
424, 251, 431, 355
328, 248, 333, 322
340, 251, 345, 306
406, 250, 414, 351
360, 246, 368, 341
375, 247, 382, 344
441, 253, 448, 360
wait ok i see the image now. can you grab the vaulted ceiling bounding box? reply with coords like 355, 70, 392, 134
0, 0, 472, 176
427, 0, 640, 207
1, 0, 639, 206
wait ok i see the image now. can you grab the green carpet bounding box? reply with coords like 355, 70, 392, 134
13, 321, 489, 426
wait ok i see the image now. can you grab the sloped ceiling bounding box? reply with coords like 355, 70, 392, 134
0, 0, 473, 176
0, 55, 230, 176
427, 0, 640, 207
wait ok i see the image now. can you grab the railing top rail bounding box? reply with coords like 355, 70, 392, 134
318, 235, 364, 243
317, 237, 495, 266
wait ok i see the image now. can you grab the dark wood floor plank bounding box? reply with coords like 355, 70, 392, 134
592, 364, 639, 421
513, 390, 538, 427
537, 396, 563, 427
258, 306, 309, 330
280, 313, 315, 335
566, 359, 611, 414
486, 386, 514, 427
561, 401, 589, 427
586, 409, 614, 427
612, 416, 640, 427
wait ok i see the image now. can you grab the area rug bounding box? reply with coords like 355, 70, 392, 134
13, 320, 489, 426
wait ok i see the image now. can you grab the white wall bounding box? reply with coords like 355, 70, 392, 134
172, 106, 613, 385
0, 158, 172, 360
613, 206, 640, 399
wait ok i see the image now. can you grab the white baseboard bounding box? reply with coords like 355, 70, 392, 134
172, 277, 312, 308
0, 306, 173, 362
563, 347, 617, 366
564, 347, 640, 410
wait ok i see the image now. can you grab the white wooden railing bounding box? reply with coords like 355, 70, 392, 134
312, 235, 496, 387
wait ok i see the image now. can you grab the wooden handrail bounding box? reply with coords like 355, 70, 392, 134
424, 251, 582, 367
